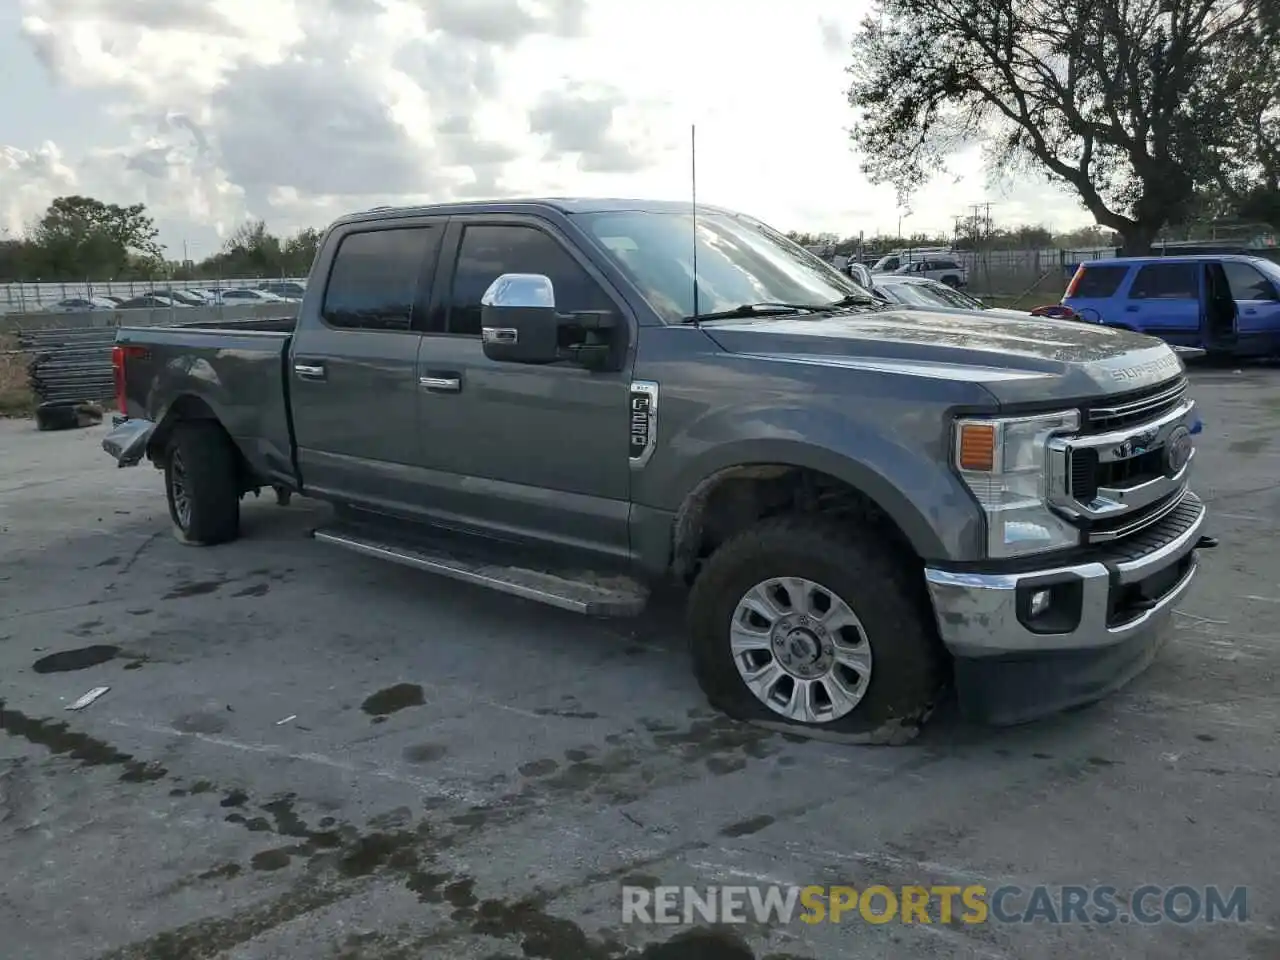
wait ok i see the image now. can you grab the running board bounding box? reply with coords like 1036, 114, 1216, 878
312, 525, 649, 617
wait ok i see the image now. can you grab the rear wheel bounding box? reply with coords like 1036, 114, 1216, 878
164, 422, 240, 545
687, 515, 948, 743
940, 275, 961, 288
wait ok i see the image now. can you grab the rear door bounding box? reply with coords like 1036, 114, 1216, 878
1222, 259, 1280, 336
410, 214, 636, 559
289, 218, 446, 511
1117, 261, 1203, 342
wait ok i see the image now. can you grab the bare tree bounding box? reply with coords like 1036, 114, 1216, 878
847, 0, 1264, 253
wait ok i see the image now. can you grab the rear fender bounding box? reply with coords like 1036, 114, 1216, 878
146, 394, 223, 465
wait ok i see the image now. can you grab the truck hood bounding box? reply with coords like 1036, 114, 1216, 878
702, 307, 1184, 404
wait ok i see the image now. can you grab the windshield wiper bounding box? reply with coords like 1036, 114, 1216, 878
680, 301, 836, 324
827, 292, 883, 307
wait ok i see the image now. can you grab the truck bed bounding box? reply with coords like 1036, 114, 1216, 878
113, 318, 299, 489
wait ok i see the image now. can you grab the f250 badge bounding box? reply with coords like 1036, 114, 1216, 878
629, 381, 659, 468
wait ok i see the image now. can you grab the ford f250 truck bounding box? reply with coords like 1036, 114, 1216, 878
102, 198, 1215, 742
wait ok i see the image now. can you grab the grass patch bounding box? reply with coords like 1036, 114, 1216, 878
0, 335, 35, 418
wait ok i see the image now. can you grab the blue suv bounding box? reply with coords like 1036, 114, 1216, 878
1062, 255, 1280, 357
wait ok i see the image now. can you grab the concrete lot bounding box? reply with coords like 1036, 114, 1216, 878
1, 367, 1277, 960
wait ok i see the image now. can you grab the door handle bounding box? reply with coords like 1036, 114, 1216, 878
1124, 305, 1139, 312
294, 362, 326, 380
419, 373, 461, 393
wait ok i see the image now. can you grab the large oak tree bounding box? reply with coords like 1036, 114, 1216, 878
846, 0, 1270, 253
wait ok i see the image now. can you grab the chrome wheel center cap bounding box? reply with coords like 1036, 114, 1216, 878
772, 614, 834, 679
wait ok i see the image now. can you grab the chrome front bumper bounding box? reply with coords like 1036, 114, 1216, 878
924, 492, 1207, 658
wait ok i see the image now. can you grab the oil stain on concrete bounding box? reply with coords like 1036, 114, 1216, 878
361, 683, 425, 717
32, 644, 119, 673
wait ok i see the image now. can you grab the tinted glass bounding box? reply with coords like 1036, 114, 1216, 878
447, 224, 614, 335
1222, 261, 1279, 300
1071, 265, 1129, 298
580, 211, 874, 323
1128, 263, 1198, 300
323, 226, 440, 331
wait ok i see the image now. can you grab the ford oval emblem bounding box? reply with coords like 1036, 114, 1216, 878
1165, 425, 1193, 475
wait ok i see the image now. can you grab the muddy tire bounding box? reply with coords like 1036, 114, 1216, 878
686, 514, 948, 744
164, 421, 240, 546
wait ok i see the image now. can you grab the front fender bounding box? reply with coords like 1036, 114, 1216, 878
653, 405, 984, 563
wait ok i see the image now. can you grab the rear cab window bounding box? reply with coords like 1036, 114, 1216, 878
322, 226, 443, 331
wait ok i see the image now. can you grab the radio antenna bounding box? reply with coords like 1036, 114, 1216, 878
690, 123, 700, 323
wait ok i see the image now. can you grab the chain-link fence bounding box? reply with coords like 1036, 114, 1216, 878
0, 277, 308, 314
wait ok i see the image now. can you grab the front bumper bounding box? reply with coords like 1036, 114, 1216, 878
924, 491, 1209, 724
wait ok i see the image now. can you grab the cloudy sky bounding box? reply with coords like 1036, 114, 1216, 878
0, 0, 1094, 258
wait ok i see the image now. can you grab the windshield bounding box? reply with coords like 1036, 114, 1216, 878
1253, 257, 1280, 284
577, 210, 868, 323
882, 280, 984, 310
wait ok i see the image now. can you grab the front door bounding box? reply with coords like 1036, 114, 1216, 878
1221, 259, 1280, 340
412, 215, 635, 560
289, 220, 445, 513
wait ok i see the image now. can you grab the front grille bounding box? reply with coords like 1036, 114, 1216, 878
1081, 376, 1188, 434
1094, 492, 1204, 564
1082, 488, 1189, 543
1069, 447, 1166, 502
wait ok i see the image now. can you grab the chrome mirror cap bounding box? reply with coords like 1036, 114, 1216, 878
481, 273, 556, 309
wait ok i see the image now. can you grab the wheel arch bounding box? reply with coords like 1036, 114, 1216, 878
669, 458, 939, 584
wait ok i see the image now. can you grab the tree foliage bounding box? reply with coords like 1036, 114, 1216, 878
1203, 8, 1279, 228
0, 197, 322, 282
847, 0, 1272, 253
29, 195, 165, 279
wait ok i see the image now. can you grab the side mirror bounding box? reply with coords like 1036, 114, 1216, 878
480, 272, 622, 369
480, 273, 561, 365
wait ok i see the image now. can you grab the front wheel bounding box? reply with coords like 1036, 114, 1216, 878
686, 515, 948, 743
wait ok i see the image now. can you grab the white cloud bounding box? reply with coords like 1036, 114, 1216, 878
4, 0, 1094, 256
0, 141, 78, 236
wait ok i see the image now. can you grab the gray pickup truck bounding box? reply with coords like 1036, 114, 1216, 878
103, 198, 1214, 742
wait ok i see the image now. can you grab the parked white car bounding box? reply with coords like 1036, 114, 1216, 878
219, 288, 287, 303
43, 297, 118, 312
870, 275, 1028, 317
869, 247, 955, 273
891, 256, 969, 288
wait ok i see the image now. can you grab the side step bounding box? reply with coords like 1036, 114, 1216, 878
311, 524, 649, 617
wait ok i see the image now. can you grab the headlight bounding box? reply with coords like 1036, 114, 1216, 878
954, 410, 1080, 558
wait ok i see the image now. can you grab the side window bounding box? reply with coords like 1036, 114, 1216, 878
1222, 261, 1279, 301
1072, 265, 1128, 298
446, 223, 614, 336
322, 226, 441, 331
1128, 263, 1198, 300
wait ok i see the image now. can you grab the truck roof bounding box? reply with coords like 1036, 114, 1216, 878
333, 197, 737, 227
